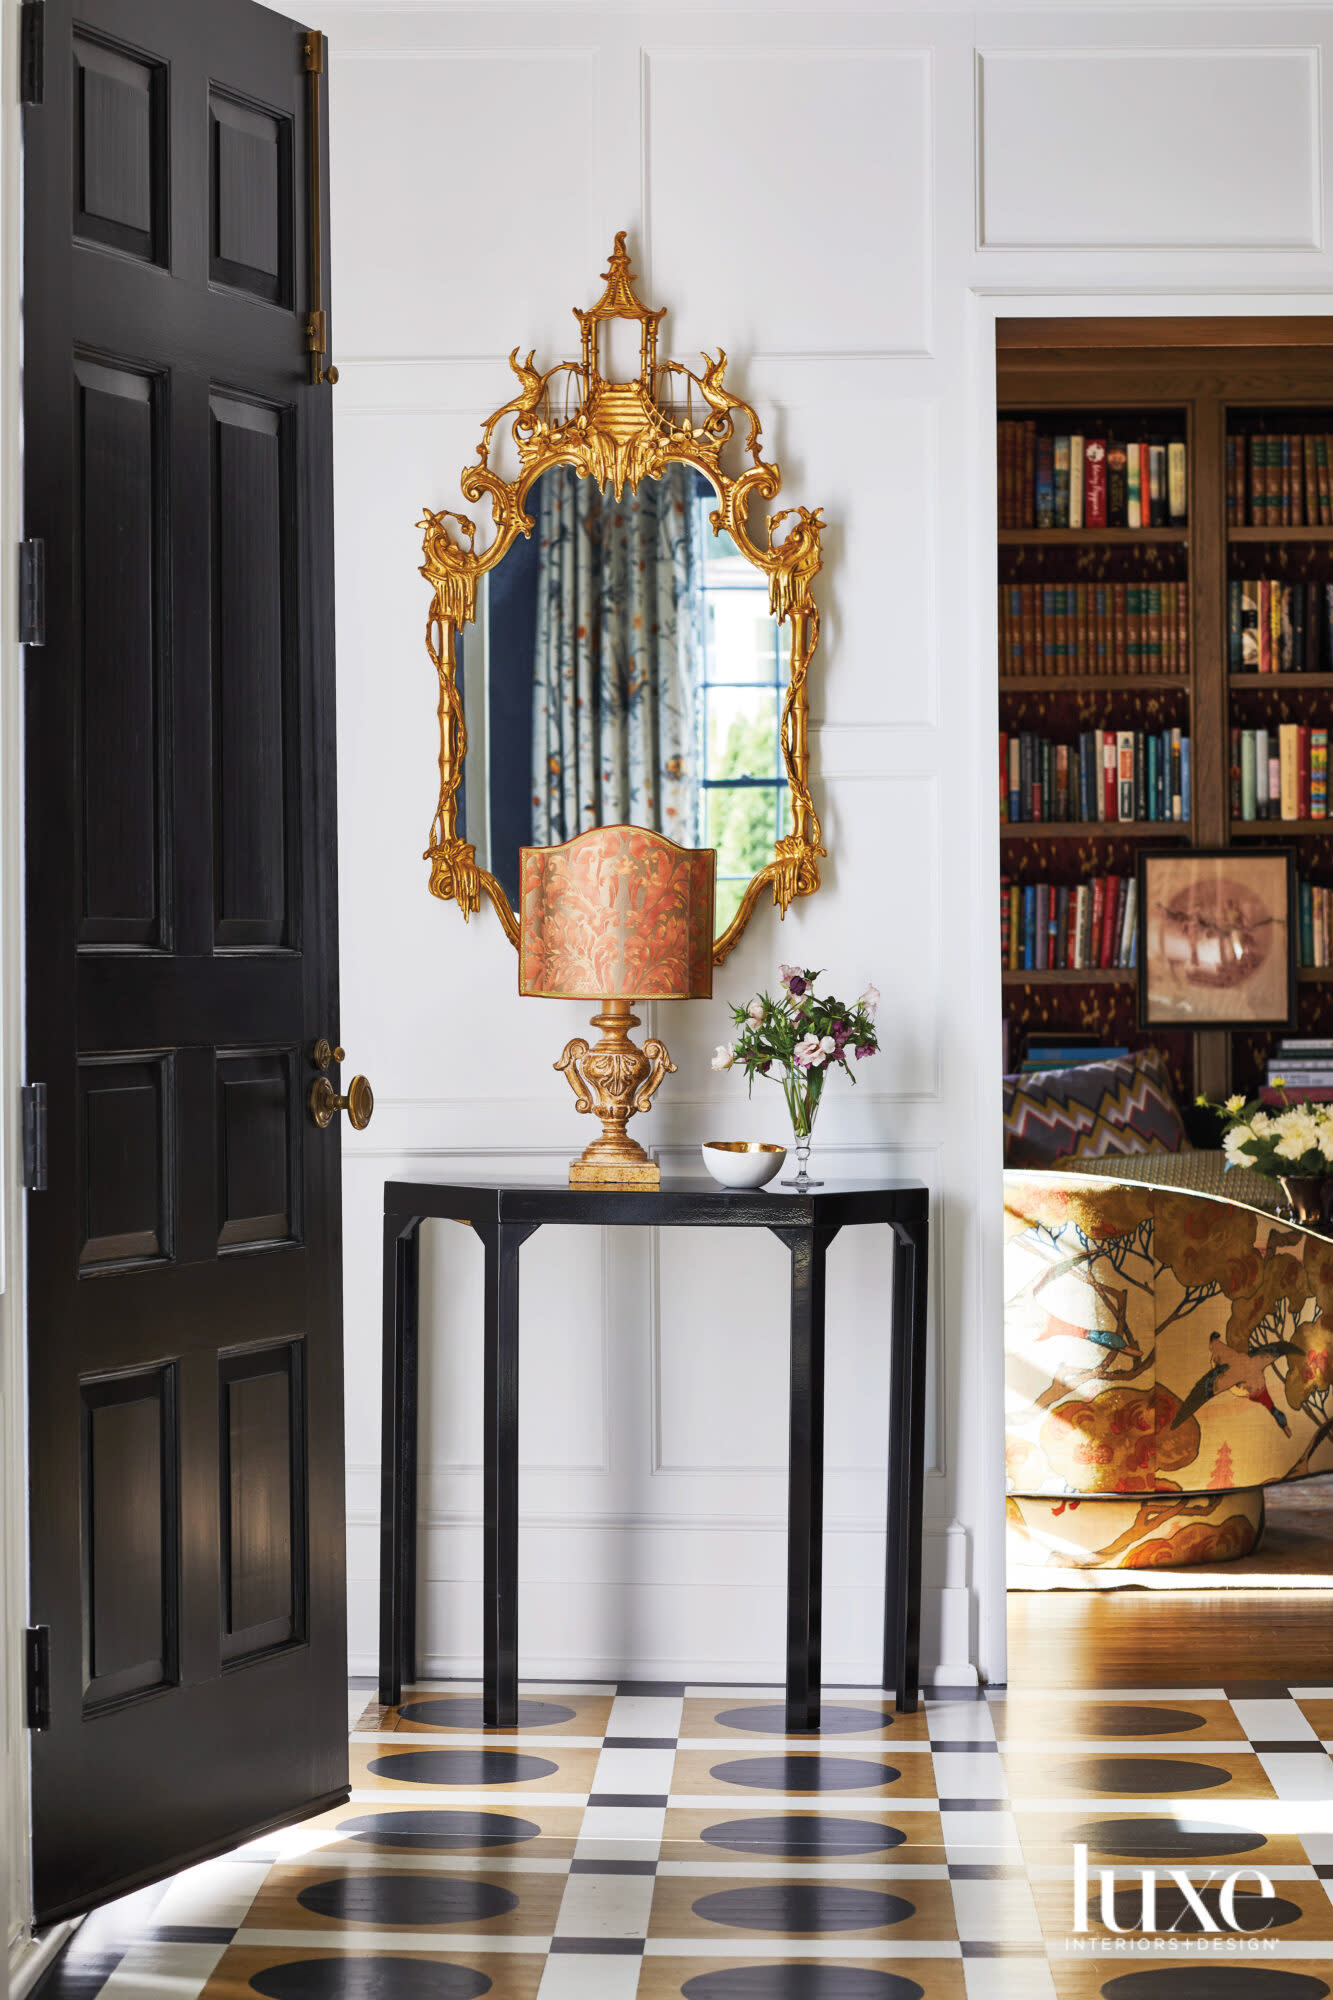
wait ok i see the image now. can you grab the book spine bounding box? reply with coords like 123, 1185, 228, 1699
1090, 876, 1106, 967
1302, 881, 1314, 968
1100, 875, 1120, 969
1035, 434, 1055, 529
1230, 727, 1242, 818
1182, 737, 1191, 823
1102, 731, 1115, 820
1053, 435, 1070, 531
1167, 439, 1187, 525
1010, 882, 1021, 969
1022, 420, 1036, 529
1117, 729, 1136, 822
1249, 434, 1263, 526
999, 731, 1009, 820
1055, 884, 1069, 967
1023, 884, 1036, 970
1299, 725, 1311, 820
1126, 442, 1142, 530
1306, 433, 1319, 527
1068, 433, 1084, 529
1304, 728, 1320, 820
1241, 729, 1256, 821
1106, 441, 1127, 528
1147, 732, 1159, 822
1134, 729, 1147, 820
1120, 878, 1138, 970
1171, 726, 1183, 823
1227, 579, 1242, 670
1085, 439, 1107, 529
1008, 736, 1021, 821
1255, 727, 1269, 818
1258, 578, 1272, 674
1294, 580, 1308, 672
1055, 742, 1069, 822
1268, 749, 1280, 821
1241, 579, 1259, 667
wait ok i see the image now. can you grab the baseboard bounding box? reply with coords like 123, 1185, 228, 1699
347, 1652, 979, 1687
9, 1919, 80, 2000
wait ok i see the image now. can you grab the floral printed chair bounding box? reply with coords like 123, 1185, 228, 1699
1005, 1171, 1333, 1568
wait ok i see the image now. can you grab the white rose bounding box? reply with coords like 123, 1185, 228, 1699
746, 999, 765, 1023
711, 1043, 735, 1072
820, 1035, 836, 1055
858, 983, 881, 1017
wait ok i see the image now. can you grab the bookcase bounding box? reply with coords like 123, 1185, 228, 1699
997, 319, 1333, 1106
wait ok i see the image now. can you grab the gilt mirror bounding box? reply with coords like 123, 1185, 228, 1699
418, 233, 825, 961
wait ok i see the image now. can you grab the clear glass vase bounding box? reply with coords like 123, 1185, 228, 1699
780, 1072, 824, 1189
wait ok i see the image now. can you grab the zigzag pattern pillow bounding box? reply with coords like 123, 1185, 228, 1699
1003, 1047, 1189, 1169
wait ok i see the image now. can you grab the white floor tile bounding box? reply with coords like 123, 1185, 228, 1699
964, 1957, 1058, 1999
950, 1876, 1044, 1943
150, 1858, 270, 1930
932, 1752, 1007, 1798
929, 1701, 997, 1742
607, 1693, 683, 1738
536, 1954, 646, 2000
1258, 1751, 1333, 1799
553, 1868, 657, 1939
99, 1941, 230, 1998
592, 1746, 677, 1794
577, 1804, 666, 1864
1232, 1697, 1319, 1741
940, 1809, 1024, 1863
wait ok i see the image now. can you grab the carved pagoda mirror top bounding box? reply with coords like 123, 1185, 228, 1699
417, 232, 825, 961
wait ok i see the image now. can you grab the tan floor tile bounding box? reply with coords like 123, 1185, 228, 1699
243, 1861, 567, 1936
1297, 1698, 1333, 1740
1002, 1751, 1275, 1802
647, 1869, 959, 1942
294, 1794, 585, 1860
348, 1740, 598, 1795
199, 1945, 546, 1998
679, 1696, 930, 1743
671, 1746, 926, 1800
659, 1806, 945, 1865
992, 1697, 1247, 1744
385, 1692, 614, 1738
1049, 1954, 1333, 1999
1015, 1808, 1311, 1869
637, 1954, 967, 1999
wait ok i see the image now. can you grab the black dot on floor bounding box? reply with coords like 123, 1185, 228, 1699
1074, 1818, 1267, 1861
248, 1959, 492, 1999
1099, 1970, 1329, 2000
296, 1875, 519, 1928
708, 1755, 899, 1792
700, 1815, 906, 1859
1083, 1704, 1207, 1736
337, 1810, 541, 1852
1109, 1881, 1302, 1934
1068, 1757, 1233, 1795
364, 1750, 557, 1787
397, 1697, 575, 1731
681, 1970, 923, 2000
691, 1883, 914, 1933
715, 1703, 891, 1736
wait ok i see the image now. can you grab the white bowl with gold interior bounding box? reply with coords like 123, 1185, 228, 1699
701, 1141, 787, 1189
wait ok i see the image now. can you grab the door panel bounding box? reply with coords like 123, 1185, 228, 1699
26, 0, 346, 1925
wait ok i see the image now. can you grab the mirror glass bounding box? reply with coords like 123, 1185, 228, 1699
460, 463, 791, 932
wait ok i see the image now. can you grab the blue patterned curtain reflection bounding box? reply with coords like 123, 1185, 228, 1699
531, 465, 704, 847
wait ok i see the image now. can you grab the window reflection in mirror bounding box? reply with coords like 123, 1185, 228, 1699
460, 466, 789, 932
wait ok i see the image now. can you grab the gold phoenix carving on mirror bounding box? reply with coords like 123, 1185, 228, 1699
417, 232, 825, 961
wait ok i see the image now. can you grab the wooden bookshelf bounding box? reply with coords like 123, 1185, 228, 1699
1002, 969, 1134, 986
998, 322, 1333, 1097
998, 527, 1189, 547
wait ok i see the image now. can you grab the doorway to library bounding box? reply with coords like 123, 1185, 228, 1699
997, 317, 1333, 1671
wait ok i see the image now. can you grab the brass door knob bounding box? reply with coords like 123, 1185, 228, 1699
308, 1042, 374, 1130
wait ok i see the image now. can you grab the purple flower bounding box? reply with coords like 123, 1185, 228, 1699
787, 974, 807, 997
855, 1042, 875, 1060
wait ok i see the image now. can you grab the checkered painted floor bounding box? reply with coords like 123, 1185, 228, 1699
33, 1678, 1333, 1998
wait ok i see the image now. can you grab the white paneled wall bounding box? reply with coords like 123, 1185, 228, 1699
316, 0, 1333, 1688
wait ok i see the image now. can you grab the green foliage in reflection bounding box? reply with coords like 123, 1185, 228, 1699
709, 711, 785, 929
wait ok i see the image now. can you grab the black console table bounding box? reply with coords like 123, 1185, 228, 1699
378, 1176, 930, 1733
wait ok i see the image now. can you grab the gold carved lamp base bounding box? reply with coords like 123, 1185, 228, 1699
555, 999, 675, 1188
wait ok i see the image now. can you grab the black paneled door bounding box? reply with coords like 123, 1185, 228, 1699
24, 0, 349, 1923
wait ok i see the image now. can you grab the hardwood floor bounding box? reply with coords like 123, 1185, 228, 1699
1008, 1585, 1333, 1686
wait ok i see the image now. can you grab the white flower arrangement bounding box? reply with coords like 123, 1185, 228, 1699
1203, 1086, 1333, 1182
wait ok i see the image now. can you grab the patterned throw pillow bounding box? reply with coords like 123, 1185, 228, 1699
1003, 1047, 1189, 1169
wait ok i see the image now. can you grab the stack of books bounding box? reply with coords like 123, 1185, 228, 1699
998, 421, 1187, 530
1262, 1039, 1333, 1102
999, 580, 1189, 676
1002, 875, 1137, 972
1002, 729, 1190, 824
1227, 434, 1333, 527
1019, 1036, 1130, 1074
1230, 725, 1328, 820
1298, 885, 1333, 968
1227, 579, 1333, 673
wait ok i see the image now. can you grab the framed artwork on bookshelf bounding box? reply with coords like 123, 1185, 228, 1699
1136, 848, 1296, 1033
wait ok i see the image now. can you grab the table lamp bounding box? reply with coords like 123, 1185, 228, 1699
519, 825, 715, 1187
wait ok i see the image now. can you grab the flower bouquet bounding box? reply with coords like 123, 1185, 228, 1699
1199, 1085, 1333, 1227
712, 965, 879, 1188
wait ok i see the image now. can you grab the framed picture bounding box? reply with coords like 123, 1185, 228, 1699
1137, 847, 1296, 1031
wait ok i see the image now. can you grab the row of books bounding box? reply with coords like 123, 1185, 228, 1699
1299, 886, 1333, 970
997, 420, 1188, 530
1001, 875, 1138, 972
1265, 1039, 1333, 1092
1002, 729, 1191, 825
1227, 579, 1333, 674
1230, 725, 1328, 821
1226, 434, 1333, 528
1017, 1037, 1130, 1074
999, 581, 1189, 678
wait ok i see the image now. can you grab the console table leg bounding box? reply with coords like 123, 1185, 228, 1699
884, 1216, 929, 1714
780, 1225, 836, 1734
379, 1212, 420, 1708
479, 1222, 532, 1729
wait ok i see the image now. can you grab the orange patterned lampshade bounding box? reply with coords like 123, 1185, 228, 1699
518, 825, 715, 1002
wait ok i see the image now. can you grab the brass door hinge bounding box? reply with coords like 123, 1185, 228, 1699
302, 31, 336, 385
